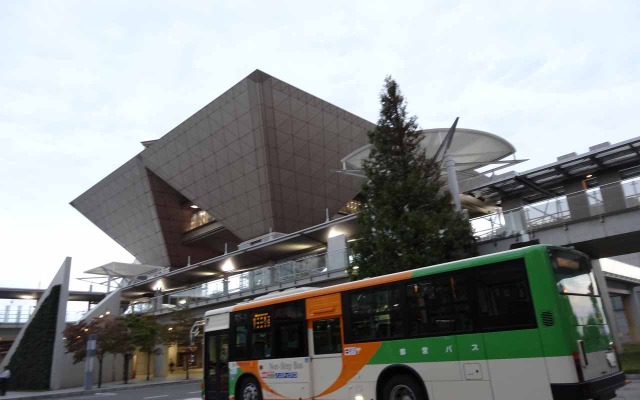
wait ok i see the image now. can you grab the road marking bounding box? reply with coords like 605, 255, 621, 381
73, 394, 117, 400
144, 395, 169, 399
188, 391, 201, 394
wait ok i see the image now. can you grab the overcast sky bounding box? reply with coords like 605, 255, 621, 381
1, 0, 639, 291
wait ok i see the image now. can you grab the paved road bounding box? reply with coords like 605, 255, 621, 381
45, 379, 640, 400
56, 383, 200, 400
614, 379, 640, 399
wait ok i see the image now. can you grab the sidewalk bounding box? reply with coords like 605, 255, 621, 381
2, 370, 203, 400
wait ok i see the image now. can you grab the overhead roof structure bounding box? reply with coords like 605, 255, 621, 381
121, 213, 358, 297
340, 127, 522, 181
465, 137, 640, 204
84, 262, 166, 278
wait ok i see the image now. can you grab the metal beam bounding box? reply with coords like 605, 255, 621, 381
513, 175, 558, 198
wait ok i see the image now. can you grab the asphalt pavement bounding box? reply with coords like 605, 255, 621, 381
1, 372, 201, 400
51, 383, 201, 400
614, 379, 640, 399
2, 376, 639, 399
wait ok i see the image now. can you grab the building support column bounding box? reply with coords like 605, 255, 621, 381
444, 152, 462, 212
154, 344, 168, 378
593, 260, 622, 352
327, 234, 348, 272
626, 287, 640, 343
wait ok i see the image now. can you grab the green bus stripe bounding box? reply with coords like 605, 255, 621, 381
367, 330, 547, 365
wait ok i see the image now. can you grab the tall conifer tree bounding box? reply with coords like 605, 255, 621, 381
349, 77, 477, 279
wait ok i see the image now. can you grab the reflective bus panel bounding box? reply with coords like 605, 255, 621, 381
202, 245, 625, 400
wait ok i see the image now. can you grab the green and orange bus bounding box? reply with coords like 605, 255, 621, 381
201, 245, 625, 400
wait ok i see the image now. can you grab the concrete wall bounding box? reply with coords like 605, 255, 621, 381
79, 289, 123, 322
59, 352, 130, 389
0, 257, 71, 390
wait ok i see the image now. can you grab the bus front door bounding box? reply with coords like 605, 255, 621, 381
310, 317, 344, 398
308, 293, 346, 399
204, 330, 229, 400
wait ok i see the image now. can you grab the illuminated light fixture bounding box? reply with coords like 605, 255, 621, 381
178, 299, 187, 305
328, 228, 344, 239
221, 259, 235, 272
84, 328, 89, 332
99, 314, 104, 318
355, 395, 365, 400
168, 327, 173, 331
190, 204, 199, 209
586, 174, 593, 178
105, 311, 111, 315
154, 280, 165, 292
352, 266, 360, 270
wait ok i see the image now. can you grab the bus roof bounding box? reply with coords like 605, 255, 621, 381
232, 244, 553, 312
204, 305, 234, 318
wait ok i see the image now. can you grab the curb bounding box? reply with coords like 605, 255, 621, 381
5, 378, 200, 400
626, 374, 640, 380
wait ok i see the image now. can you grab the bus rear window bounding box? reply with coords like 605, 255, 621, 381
550, 249, 598, 296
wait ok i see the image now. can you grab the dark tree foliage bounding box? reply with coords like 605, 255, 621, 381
63, 320, 90, 364
123, 314, 163, 381
8, 285, 60, 390
349, 77, 477, 279
63, 316, 132, 388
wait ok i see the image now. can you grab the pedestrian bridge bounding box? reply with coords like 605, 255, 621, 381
470, 177, 640, 258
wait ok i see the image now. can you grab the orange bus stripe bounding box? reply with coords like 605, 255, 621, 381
316, 342, 381, 398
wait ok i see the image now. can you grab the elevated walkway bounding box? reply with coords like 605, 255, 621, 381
471, 178, 640, 258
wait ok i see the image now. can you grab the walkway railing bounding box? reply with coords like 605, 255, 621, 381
0, 307, 88, 324
471, 177, 640, 241
127, 248, 349, 314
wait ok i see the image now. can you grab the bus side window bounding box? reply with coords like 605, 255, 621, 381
474, 259, 536, 331
232, 312, 249, 360
251, 330, 272, 359
348, 285, 402, 342
405, 271, 473, 336
313, 318, 342, 354
273, 300, 307, 358
275, 321, 306, 358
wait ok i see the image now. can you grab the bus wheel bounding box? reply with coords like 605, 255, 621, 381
382, 374, 425, 400
238, 376, 262, 400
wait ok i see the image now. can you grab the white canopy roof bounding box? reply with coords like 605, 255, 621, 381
84, 261, 166, 279
341, 128, 516, 176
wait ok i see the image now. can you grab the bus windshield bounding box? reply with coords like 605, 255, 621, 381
550, 249, 606, 326
550, 249, 598, 296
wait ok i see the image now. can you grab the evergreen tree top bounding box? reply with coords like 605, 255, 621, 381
350, 76, 477, 280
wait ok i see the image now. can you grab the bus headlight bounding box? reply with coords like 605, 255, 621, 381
354, 395, 365, 400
